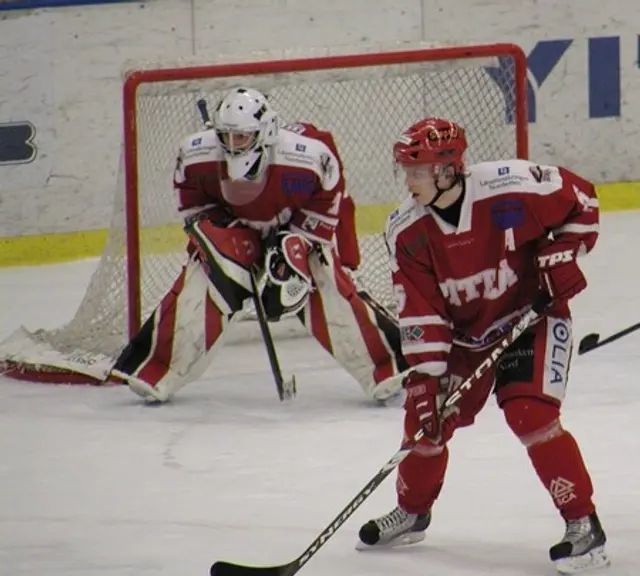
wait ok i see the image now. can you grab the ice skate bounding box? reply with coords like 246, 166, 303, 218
550, 512, 610, 574
356, 506, 431, 550
110, 369, 169, 403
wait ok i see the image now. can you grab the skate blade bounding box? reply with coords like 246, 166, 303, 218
355, 530, 425, 551
554, 544, 611, 574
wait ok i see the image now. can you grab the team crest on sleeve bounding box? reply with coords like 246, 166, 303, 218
320, 153, 334, 179
529, 165, 552, 183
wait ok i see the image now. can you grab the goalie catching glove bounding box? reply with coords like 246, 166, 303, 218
261, 231, 314, 321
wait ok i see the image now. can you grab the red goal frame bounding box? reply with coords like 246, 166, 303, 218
122, 43, 529, 339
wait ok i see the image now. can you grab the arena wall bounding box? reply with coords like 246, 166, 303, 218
1, 0, 638, 266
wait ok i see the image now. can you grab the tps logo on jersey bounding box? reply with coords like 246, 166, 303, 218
0, 121, 37, 165
491, 198, 525, 230
497, 166, 510, 176
281, 172, 316, 195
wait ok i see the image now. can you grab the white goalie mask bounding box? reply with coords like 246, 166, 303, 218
213, 87, 279, 184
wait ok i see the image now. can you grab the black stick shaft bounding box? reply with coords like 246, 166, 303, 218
578, 322, 640, 354
250, 270, 287, 401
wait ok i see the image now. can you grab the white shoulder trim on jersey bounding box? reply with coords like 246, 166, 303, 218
467, 159, 564, 203
179, 130, 223, 167
399, 315, 453, 329
553, 223, 600, 237
274, 131, 340, 190
384, 197, 427, 257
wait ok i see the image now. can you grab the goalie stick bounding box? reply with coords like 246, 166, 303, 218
209, 292, 551, 576
578, 321, 640, 355
196, 98, 295, 402
250, 268, 297, 401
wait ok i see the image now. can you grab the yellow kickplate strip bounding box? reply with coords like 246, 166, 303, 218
1, 182, 638, 268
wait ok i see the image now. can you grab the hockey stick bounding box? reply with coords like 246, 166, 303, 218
209, 292, 551, 576
250, 269, 297, 401
196, 97, 215, 129
578, 322, 640, 355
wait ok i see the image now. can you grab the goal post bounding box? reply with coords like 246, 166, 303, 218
0, 42, 529, 384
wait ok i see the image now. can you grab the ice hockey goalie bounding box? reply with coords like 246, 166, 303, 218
110, 87, 407, 403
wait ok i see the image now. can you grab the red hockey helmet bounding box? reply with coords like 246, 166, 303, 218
393, 118, 467, 175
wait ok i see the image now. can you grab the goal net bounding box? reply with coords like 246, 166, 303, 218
0, 42, 528, 384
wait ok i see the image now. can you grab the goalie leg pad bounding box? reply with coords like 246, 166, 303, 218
299, 246, 404, 400
112, 252, 239, 402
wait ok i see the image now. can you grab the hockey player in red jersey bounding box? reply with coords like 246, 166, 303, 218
110, 87, 407, 404
357, 118, 609, 574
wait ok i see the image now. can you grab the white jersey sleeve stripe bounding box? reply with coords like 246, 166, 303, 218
402, 341, 452, 355
553, 223, 600, 236
411, 360, 448, 377
400, 315, 453, 328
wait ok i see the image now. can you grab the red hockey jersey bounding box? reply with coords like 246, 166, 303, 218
385, 159, 599, 376
173, 122, 345, 245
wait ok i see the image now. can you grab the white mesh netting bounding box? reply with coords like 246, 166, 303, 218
0, 43, 526, 382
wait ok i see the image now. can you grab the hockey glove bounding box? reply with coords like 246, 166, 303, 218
261, 231, 314, 321
404, 371, 460, 446
537, 239, 586, 301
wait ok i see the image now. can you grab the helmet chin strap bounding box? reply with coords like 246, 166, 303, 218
427, 184, 450, 207
427, 164, 459, 207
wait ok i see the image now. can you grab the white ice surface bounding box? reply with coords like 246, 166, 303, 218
0, 211, 639, 575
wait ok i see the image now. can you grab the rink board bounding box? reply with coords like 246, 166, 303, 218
1, 181, 639, 268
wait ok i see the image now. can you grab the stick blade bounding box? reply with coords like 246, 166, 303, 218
210, 561, 288, 576
578, 333, 600, 355
280, 375, 297, 401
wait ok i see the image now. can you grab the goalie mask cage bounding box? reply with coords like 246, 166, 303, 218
0, 42, 528, 384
